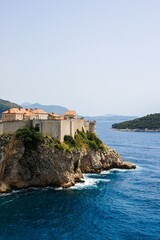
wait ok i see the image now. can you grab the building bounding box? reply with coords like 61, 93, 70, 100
48, 113, 64, 120
0, 108, 96, 141
2, 108, 48, 122
64, 110, 77, 119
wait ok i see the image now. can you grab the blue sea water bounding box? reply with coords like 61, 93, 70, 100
0, 119, 160, 240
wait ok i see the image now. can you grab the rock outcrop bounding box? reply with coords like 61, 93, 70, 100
0, 134, 136, 193
80, 148, 136, 173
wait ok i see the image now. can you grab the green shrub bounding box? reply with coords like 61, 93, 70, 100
55, 141, 71, 153
55, 143, 66, 151
88, 140, 99, 151
73, 131, 105, 151
74, 133, 86, 148
16, 127, 43, 153
64, 135, 76, 147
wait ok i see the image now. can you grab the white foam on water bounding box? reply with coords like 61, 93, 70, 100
69, 174, 110, 190
0, 192, 12, 197
0, 189, 25, 197
114, 165, 143, 172
101, 168, 131, 174
110, 168, 130, 172
54, 187, 63, 191
101, 165, 143, 174
135, 165, 143, 171
0, 173, 111, 194
0, 187, 46, 197
100, 170, 112, 175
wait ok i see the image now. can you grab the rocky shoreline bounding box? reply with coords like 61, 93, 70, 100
0, 133, 136, 193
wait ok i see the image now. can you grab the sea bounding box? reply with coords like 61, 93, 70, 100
0, 118, 160, 240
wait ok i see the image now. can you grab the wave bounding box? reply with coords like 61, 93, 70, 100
0, 188, 26, 197
69, 174, 110, 190
0, 167, 140, 195
100, 165, 143, 175
100, 169, 130, 174
54, 174, 111, 191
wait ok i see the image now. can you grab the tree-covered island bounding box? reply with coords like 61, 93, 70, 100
112, 113, 160, 131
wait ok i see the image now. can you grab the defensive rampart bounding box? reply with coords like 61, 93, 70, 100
0, 119, 96, 141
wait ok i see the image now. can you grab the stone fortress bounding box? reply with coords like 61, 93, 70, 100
0, 108, 96, 141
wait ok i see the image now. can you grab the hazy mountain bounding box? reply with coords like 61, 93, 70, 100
21, 103, 68, 114
0, 99, 137, 122
0, 99, 21, 117
21, 102, 32, 106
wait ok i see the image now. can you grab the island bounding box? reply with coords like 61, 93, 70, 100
112, 113, 160, 131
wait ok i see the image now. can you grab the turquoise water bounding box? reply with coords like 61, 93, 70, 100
0, 120, 160, 240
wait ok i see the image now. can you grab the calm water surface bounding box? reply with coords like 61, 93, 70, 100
0, 120, 160, 240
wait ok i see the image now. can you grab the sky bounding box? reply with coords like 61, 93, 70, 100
0, 0, 160, 116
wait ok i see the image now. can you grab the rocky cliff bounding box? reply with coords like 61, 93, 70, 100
0, 131, 136, 193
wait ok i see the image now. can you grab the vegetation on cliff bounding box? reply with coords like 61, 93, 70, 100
14, 127, 106, 154
0, 99, 21, 117
0, 127, 136, 193
112, 113, 160, 131
16, 127, 43, 153
53, 130, 106, 152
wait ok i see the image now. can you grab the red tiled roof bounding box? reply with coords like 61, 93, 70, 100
3, 108, 27, 114
3, 108, 48, 115
65, 110, 76, 116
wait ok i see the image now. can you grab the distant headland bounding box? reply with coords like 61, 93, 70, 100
112, 113, 160, 132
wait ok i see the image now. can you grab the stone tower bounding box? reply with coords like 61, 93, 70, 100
89, 121, 96, 134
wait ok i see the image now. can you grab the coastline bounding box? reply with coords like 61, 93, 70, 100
0, 132, 136, 193
112, 128, 160, 132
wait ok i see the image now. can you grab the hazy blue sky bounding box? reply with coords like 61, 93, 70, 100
0, 0, 160, 116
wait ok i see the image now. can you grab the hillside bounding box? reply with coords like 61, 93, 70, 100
0, 99, 21, 118
112, 113, 160, 131
21, 102, 68, 114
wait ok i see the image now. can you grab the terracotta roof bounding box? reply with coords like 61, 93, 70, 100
65, 110, 76, 116
3, 108, 48, 115
3, 108, 27, 114
31, 109, 48, 114
49, 113, 63, 117
49, 113, 64, 119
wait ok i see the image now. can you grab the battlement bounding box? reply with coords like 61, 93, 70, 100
0, 118, 96, 142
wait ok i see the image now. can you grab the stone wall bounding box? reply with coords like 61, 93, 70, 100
0, 119, 96, 142
89, 121, 96, 133
60, 120, 71, 141
0, 121, 29, 134
71, 119, 87, 136
0, 123, 3, 135
41, 120, 61, 140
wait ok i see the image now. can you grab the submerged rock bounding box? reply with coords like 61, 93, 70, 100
0, 134, 136, 193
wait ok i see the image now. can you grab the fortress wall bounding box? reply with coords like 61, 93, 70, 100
89, 121, 96, 133
0, 123, 3, 134
0, 119, 96, 141
41, 120, 61, 140
60, 120, 71, 142
2, 121, 29, 133
71, 119, 86, 136
84, 120, 90, 132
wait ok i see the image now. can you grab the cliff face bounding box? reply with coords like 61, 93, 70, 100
0, 134, 136, 193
